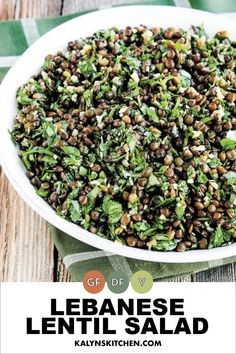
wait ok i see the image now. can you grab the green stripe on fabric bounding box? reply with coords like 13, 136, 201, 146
69, 256, 114, 281
67, 252, 236, 282
0, 67, 9, 82
114, 0, 175, 6
190, 0, 236, 13
0, 56, 19, 67
63, 251, 111, 268
21, 19, 40, 46
173, 0, 191, 7
36, 11, 93, 36
0, 21, 28, 56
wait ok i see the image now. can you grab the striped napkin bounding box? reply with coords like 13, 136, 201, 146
1, 0, 236, 281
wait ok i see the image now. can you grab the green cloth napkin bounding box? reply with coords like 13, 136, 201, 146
51, 227, 236, 281
1, 0, 236, 281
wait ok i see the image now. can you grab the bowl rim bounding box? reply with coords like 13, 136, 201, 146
0, 5, 236, 263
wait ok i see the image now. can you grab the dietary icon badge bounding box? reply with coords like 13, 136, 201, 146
83, 270, 153, 294
107, 271, 130, 294
83, 270, 106, 294
131, 271, 153, 294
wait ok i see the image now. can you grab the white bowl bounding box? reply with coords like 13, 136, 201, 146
0, 6, 236, 263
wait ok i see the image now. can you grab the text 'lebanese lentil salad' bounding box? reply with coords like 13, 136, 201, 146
11, 25, 236, 252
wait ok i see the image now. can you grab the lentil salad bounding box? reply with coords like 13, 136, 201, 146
11, 25, 236, 252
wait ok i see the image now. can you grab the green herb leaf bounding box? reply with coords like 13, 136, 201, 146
102, 195, 123, 224
153, 238, 179, 251
147, 174, 159, 187
187, 165, 195, 184
36, 188, 49, 197
70, 201, 81, 222
175, 198, 186, 220
178, 180, 188, 195
61, 146, 81, 157
146, 107, 159, 123
133, 220, 151, 232
224, 171, 236, 180
78, 59, 96, 78
79, 166, 88, 176
88, 186, 101, 204
197, 169, 208, 184
208, 156, 221, 168
127, 133, 137, 153
220, 138, 236, 151
209, 225, 224, 248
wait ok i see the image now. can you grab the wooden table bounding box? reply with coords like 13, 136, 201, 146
0, 0, 235, 282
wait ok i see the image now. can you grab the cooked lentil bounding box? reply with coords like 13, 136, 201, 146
11, 25, 236, 252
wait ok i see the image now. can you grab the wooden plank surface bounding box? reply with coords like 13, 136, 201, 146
0, 0, 235, 282
0, 0, 62, 19
193, 262, 236, 282
0, 169, 55, 281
